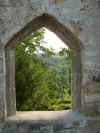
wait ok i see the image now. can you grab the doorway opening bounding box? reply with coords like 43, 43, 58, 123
5, 14, 82, 118
15, 27, 72, 111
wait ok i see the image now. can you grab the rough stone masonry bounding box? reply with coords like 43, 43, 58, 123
0, 0, 100, 132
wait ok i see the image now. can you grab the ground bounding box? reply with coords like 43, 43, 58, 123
0, 110, 100, 133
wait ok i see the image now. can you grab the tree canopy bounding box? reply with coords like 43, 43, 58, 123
15, 28, 72, 111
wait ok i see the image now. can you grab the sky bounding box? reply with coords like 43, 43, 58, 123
42, 28, 68, 52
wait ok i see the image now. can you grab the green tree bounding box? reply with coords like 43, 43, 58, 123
15, 29, 72, 111
15, 29, 51, 111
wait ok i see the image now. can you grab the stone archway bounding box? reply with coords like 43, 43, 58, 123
1, 14, 83, 121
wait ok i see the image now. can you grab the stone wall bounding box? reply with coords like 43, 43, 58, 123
0, 0, 100, 132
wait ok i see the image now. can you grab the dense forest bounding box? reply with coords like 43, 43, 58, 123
15, 28, 72, 111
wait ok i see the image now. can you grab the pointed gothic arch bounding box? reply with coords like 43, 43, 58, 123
5, 13, 83, 119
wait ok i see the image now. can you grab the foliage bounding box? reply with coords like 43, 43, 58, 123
15, 28, 72, 111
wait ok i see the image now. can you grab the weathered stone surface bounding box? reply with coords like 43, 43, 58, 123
0, 0, 100, 132
5, 47, 16, 117
0, 111, 100, 133
0, 49, 6, 122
